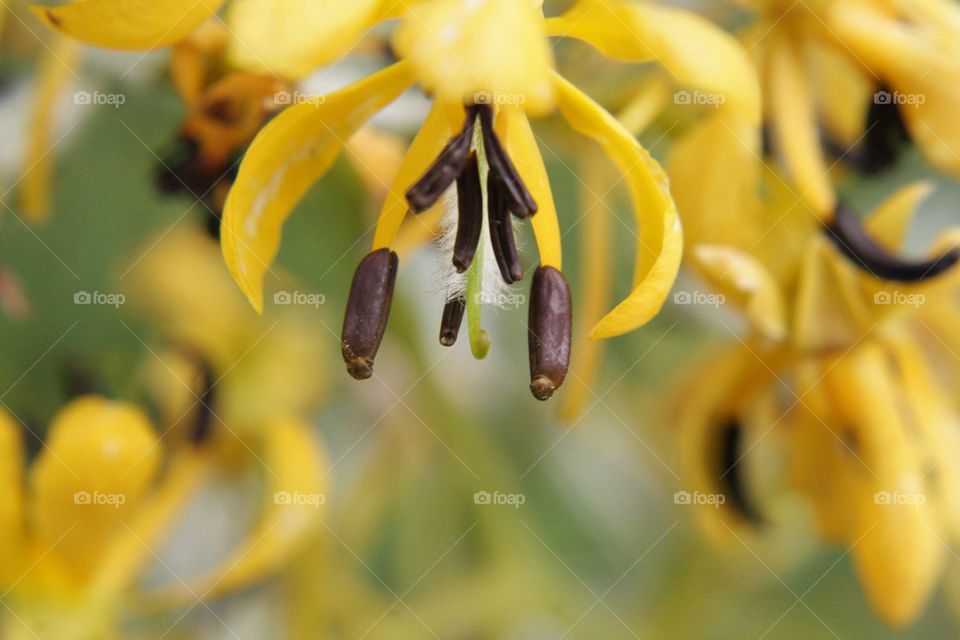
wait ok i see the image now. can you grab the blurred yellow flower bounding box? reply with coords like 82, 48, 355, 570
674, 178, 960, 626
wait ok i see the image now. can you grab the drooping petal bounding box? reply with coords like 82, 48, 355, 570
864, 180, 935, 251
394, 0, 555, 115
221, 62, 415, 312
692, 245, 787, 342
552, 73, 682, 339
372, 102, 457, 250
226, 0, 390, 79
496, 106, 561, 269
148, 417, 327, 603
824, 344, 943, 626
28, 396, 162, 581
32, 0, 226, 50
767, 32, 836, 218
548, 0, 760, 123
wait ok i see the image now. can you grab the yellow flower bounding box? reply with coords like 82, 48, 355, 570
212, 0, 763, 400
0, 394, 327, 639
674, 178, 960, 626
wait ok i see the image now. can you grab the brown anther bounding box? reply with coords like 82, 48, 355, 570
341, 249, 399, 379
406, 107, 478, 213
488, 174, 523, 284
476, 105, 537, 218
452, 153, 483, 273
528, 266, 571, 400
439, 297, 466, 347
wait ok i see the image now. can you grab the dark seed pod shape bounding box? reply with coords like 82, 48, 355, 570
439, 297, 466, 347
528, 266, 571, 401
406, 108, 478, 213
341, 249, 399, 380
487, 174, 523, 284
827, 204, 960, 282
453, 153, 484, 273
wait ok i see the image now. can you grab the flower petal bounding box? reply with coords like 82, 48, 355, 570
864, 180, 935, 251
692, 245, 787, 342
548, 0, 760, 123
497, 106, 562, 269
221, 61, 414, 312
29, 396, 161, 580
226, 0, 388, 79
394, 0, 554, 115
0, 409, 25, 582
32, 0, 226, 50
552, 73, 682, 339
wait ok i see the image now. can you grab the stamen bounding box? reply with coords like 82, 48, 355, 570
439, 296, 466, 346
718, 420, 761, 524
406, 107, 478, 213
487, 174, 523, 284
826, 204, 960, 282
452, 153, 483, 273
528, 266, 571, 401
341, 249, 399, 379
476, 105, 538, 218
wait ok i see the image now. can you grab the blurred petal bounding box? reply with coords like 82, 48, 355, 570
552, 73, 682, 339
221, 61, 414, 312
692, 245, 787, 342
344, 125, 407, 203
767, 32, 836, 218
29, 396, 161, 580
226, 0, 388, 79
33, 0, 226, 50
808, 41, 872, 148
0, 409, 25, 582
394, 0, 554, 114
497, 106, 562, 269
549, 0, 760, 122
864, 180, 935, 251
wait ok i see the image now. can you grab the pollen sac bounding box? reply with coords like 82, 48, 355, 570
488, 173, 523, 284
477, 105, 537, 218
439, 296, 466, 347
528, 266, 571, 401
453, 153, 483, 273
826, 204, 960, 281
341, 249, 399, 380
406, 109, 477, 214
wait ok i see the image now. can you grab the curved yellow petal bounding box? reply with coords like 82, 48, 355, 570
767, 32, 836, 218
548, 0, 760, 123
808, 41, 872, 148
497, 106, 561, 269
372, 101, 455, 250
0, 408, 25, 582
344, 125, 407, 203
394, 0, 554, 115
221, 61, 415, 312
226, 0, 388, 79
29, 396, 161, 580
20, 36, 79, 223
149, 417, 327, 603
552, 73, 682, 339
32, 0, 226, 50
864, 180, 935, 251
692, 245, 786, 342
